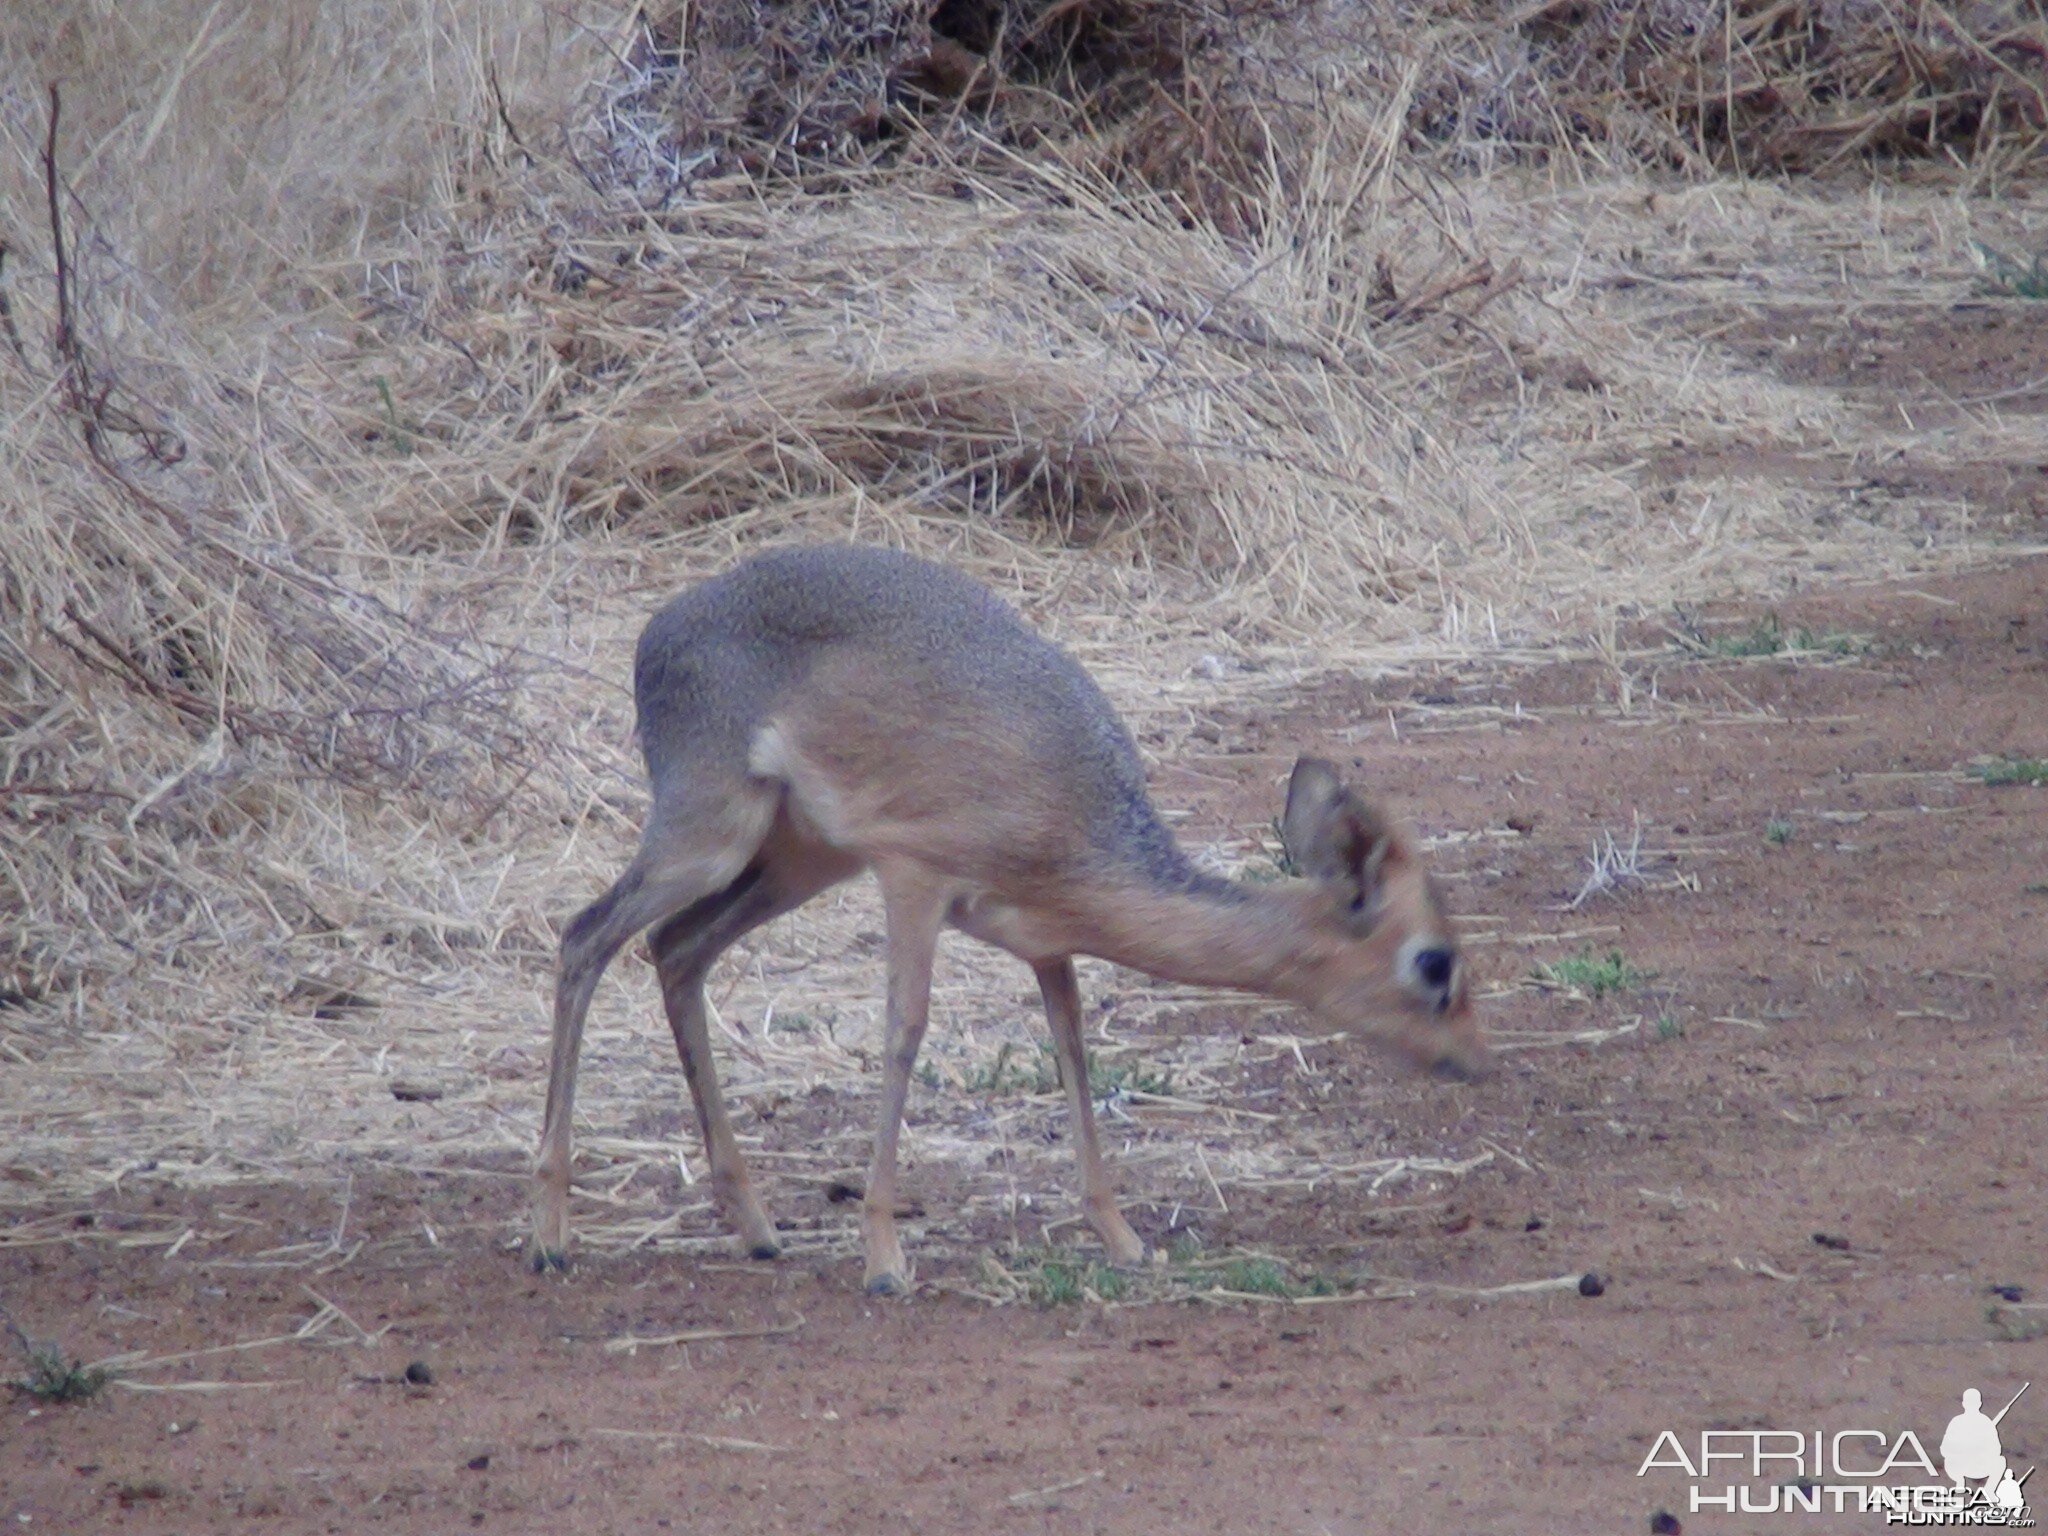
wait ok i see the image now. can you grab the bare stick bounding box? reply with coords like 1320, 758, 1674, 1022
41, 85, 95, 456
589, 1428, 786, 1453
601, 1314, 804, 1355
1009, 1471, 1106, 1505
38, 84, 184, 466
486, 62, 536, 165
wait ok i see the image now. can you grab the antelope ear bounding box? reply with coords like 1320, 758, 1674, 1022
1280, 756, 1403, 910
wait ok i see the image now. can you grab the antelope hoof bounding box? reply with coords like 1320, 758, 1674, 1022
1092, 1212, 1147, 1269
864, 1270, 912, 1298
747, 1240, 783, 1262
527, 1243, 569, 1275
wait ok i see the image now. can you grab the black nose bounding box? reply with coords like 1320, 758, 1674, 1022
1415, 947, 1455, 991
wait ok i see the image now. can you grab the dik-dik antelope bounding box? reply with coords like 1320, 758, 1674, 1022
532, 544, 1484, 1294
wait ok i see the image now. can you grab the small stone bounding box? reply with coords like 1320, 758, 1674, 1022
1578, 1272, 1606, 1297
403, 1360, 434, 1387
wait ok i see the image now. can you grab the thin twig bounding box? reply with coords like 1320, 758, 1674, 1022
43, 85, 93, 455
1008, 1470, 1105, 1504
601, 1314, 805, 1355
589, 1427, 787, 1453
486, 61, 537, 165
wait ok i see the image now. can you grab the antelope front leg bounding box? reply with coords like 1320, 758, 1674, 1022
862, 871, 945, 1296
1038, 958, 1146, 1266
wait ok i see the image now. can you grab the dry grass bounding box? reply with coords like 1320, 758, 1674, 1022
1418, 0, 2048, 178
2, 0, 2044, 1243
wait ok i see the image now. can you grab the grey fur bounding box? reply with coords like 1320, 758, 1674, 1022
633, 544, 1216, 893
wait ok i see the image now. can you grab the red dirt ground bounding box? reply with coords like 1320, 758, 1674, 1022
5, 552, 2044, 1535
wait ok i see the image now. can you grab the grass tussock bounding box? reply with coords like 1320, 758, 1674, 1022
1972, 756, 2048, 786
2, 1308, 113, 1403
10, 1345, 114, 1405
934, 1038, 1175, 1097
1678, 613, 1865, 659
1533, 949, 1651, 998
1418, 0, 2048, 177
1976, 242, 2048, 298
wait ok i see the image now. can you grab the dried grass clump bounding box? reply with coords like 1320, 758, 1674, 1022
0, 300, 549, 1034
548, 362, 1213, 548
1418, 0, 2048, 174
599, 0, 1305, 188
0, 3, 606, 1016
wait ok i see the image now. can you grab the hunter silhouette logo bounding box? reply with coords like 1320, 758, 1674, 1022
1638, 1380, 2034, 1523
1943, 1385, 2032, 1517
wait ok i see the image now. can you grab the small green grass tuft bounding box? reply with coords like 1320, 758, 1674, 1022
1026, 1255, 1128, 1306
1691, 614, 1865, 660
958, 1042, 1173, 1099
1972, 757, 2048, 787
1192, 1256, 1343, 1300
1535, 949, 1650, 998
1087, 1057, 1175, 1099
10, 1342, 113, 1404
959, 1041, 1046, 1096
1976, 242, 2048, 300
1218, 1257, 1294, 1296
1030, 1258, 1084, 1305
1092, 1267, 1130, 1303
1654, 1014, 1683, 1042
4, 1307, 113, 1404
1765, 818, 1795, 845
1705, 615, 1789, 657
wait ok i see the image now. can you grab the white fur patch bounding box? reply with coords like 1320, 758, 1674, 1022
746, 722, 791, 779
748, 720, 851, 845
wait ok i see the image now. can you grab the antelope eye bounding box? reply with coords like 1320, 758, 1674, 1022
1414, 947, 1455, 990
